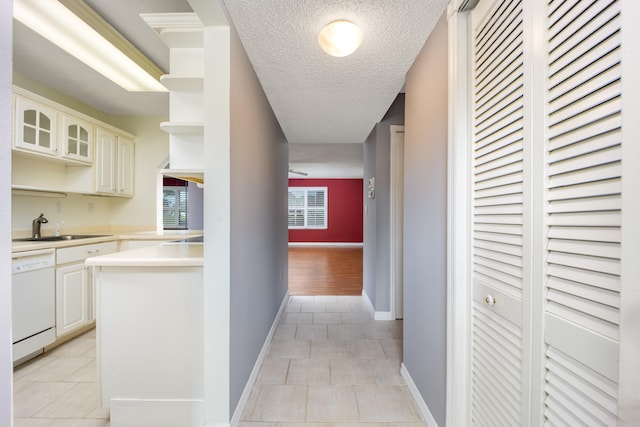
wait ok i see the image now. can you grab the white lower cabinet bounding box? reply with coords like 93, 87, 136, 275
55, 241, 117, 338
55, 263, 89, 337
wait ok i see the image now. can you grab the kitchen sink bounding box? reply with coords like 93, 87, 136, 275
13, 235, 111, 242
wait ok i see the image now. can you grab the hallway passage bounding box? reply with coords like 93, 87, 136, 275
288, 246, 363, 296
239, 295, 425, 426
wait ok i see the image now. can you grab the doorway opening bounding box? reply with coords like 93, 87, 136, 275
288, 246, 363, 296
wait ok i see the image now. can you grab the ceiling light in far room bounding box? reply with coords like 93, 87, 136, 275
14, 0, 167, 92
318, 20, 363, 57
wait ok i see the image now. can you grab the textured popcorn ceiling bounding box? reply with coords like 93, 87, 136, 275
222, 0, 447, 145
13, 0, 446, 177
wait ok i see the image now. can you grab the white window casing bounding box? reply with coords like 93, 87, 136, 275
288, 187, 328, 229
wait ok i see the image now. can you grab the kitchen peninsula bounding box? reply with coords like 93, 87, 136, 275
86, 242, 204, 427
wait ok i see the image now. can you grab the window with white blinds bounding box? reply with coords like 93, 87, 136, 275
288, 187, 327, 229
163, 186, 189, 229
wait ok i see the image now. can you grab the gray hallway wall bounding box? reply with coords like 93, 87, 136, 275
363, 94, 405, 312
403, 13, 448, 426
228, 16, 289, 418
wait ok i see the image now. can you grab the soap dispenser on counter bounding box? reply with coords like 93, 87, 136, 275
55, 220, 64, 237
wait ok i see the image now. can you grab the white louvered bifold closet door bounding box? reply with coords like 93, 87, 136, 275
470, 0, 527, 425
544, 0, 621, 424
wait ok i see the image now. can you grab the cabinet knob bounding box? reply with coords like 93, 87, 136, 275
484, 294, 496, 306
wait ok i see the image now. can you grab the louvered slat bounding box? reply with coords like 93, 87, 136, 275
474, 222, 523, 234
474, 214, 523, 225
547, 210, 620, 227
547, 276, 620, 308
475, 246, 522, 267
475, 182, 523, 201
547, 239, 619, 259
474, 255, 522, 280
548, 179, 620, 202
475, 230, 523, 245
544, 0, 621, 422
548, 194, 621, 213
547, 226, 621, 242
546, 289, 618, 325
547, 264, 619, 292
475, 160, 524, 185
547, 251, 619, 275
549, 160, 621, 188
474, 170, 523, 191
475, 131, 522, 158
475, 151, 523, 177
547, 129, 620, 163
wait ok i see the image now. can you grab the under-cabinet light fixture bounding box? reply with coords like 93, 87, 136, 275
318, 20, 363, 57
14, 0, 166, 92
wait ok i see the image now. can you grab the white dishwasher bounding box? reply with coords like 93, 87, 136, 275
12, 248, 56, 363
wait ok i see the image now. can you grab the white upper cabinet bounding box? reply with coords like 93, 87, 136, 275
117, 137, 134, 196
14, 96, 58, 156
12, 87, 136, 197
95, 127, 117, 194
61, 114, 93, 164
13, 92, 94, 166
95, 128, 134, 197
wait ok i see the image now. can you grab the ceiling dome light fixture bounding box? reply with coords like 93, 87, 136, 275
318, 20, 363, 57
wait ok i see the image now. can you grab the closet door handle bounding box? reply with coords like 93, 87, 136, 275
484, 294, 496, 306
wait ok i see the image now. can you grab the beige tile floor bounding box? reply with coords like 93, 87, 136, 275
239, 295, 426, 427
12, 328, 110, 427
12, 295, 425, 427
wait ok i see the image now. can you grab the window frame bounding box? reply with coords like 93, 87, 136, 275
288, 186, 328, 230
162, 185, 189, 230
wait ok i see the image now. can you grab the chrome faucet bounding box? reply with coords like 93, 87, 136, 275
32, 213, 48, 239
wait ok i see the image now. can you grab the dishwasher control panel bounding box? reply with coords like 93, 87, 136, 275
12, 249, 55, 274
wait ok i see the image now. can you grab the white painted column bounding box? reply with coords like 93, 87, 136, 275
445, 2, 472, 426
619, 0, 640, 424
202, 22, 232, 427
0, 0, 13, 425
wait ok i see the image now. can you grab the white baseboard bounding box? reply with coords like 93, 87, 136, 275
401, 363, 439, 427
374, 311, 394, 320
362, 289, 375, 317
362, 289, 394, 320
230, 291, 290, 427
109, 398, 204, 427
288, 242, 363, 247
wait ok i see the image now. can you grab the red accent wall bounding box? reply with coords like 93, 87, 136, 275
289, 178, 363, 243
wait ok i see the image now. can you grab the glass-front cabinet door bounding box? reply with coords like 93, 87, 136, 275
62, 114, 93, 164
14, 96, 58, 156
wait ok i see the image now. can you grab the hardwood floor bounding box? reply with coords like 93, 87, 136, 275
288, 246, 363, 296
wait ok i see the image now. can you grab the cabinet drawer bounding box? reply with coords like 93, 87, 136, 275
56, 241, 117, 265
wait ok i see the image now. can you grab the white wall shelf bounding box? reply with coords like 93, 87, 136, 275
160, 122, 204, 135
160, 75, 204, 92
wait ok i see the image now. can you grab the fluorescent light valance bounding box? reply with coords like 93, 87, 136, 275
14, 0, 166, 92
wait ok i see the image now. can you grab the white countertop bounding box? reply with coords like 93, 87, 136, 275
86, 242, 203, 267
11, 230, 203, 253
